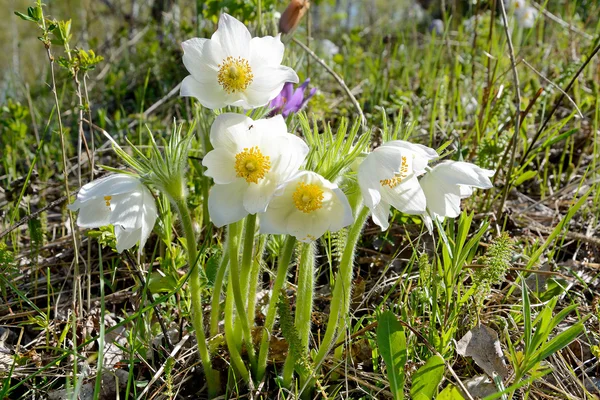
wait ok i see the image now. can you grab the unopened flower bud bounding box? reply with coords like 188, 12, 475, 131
279, 0, 310, 34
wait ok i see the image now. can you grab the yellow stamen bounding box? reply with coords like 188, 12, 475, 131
292, 182, 324, 213
104, 195, 112, 207
380, 156, 409, 188
234, 146, 271, 183
217, 56, 254, 94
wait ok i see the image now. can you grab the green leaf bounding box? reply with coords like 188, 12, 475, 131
513, 170, 537, 186
437, 384, 465, 400
522, 279, 531, 352
204, 254, 220, 286
410, 355, 445, 400
14, 11, 36, 22
147, 271, 178, 293
531, 323, 584, 367
376, 311, 407, 400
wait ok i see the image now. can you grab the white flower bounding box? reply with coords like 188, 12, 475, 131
319, 39, 339, 58
68, 174, 158, 253
180, 13, 299, 109
516, 6, 537, 28
202, 113, 308, 227
358, 140, 438, 230
260, 171, 353, 242
419, 161, 494, 233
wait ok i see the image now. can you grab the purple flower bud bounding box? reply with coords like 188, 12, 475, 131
269, 78, 317, 117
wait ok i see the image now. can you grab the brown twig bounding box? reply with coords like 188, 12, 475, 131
495, 0, 523, 223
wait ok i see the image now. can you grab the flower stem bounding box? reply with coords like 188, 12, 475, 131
256, 236, 297, 381
246, 235, 267, 327
257, 0, 263, 34
227, 220, 257, 371
173, 198, 219, 397
313, 206, 369, 369
210, 250, 229, 337
283, 242, 314, 387
225, 269, 250, 381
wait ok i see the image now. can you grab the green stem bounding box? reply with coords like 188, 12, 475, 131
228, 220, 257, 370
283, 243, 314, 387
256, 237, 297, 381
173, 198, 219, 397
257, 0, 263, 34
241, 214, 257, 293
313, 206, 369, 369
247, 235, 267, 325
235, 214, 256, 347
225, 270, 250, 381
210, 250, 229, 338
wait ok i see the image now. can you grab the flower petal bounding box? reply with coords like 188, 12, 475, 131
209, 113, 253, 152
202, 148, 237, 184
208, 181, 248, 227
114, 225, 142, 253
429, 161, 493, 188
212, 13, 251, 59
73, 174, 142, 203
381, 174, 427, 215
383, 140, 438, 175
180, 75, 230, 110
181, 37, 220, 82
326, 187, 354, 232
243, 178, 278, 214
111, 192, 143, 229
249, 35, 285, 67
419, 170, 462, 219
371, 200, 391, 231
244, 65, 299, 107
71, 198, 111, 228
138, 186, 158, 251
286, 211, 329, 242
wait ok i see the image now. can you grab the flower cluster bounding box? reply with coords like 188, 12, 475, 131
358, 141, 494, 233
67, 13, 493, 252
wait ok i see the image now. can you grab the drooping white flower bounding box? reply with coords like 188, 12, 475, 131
419, 161, 494, 233
358, 140, 438, 230
202, 113, 309, 227
516, 6, 537, 29
68, 174, 158, 253
180, 13, 299, 109
260, 171, 353, 242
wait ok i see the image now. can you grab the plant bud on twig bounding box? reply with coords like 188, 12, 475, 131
279, 0, 310, 34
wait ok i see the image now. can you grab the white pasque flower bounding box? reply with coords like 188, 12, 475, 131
516, 6, 537, 28
260, 171, 353, 242
202, 113, 309, 227
358, 140, 438, 230
68, 174, 158, 253
419, 161, 494, 233
180, 13, 299, 109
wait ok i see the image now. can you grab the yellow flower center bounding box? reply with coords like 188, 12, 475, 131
380, 156, 409, 188
104, 195, 112, 207
234, 146, 271, 183
292, 182, 324, 213
217, 56, 254, 94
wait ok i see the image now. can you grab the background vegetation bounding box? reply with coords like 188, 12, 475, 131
1, 0, 599, 398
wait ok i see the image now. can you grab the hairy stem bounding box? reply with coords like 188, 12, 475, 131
283, 242, 315, 388
313, 206, 369, 368
227, 220, 257, 371
210, 250, 229, 337
256, 236, 297, 381
173, 198, 218, 397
